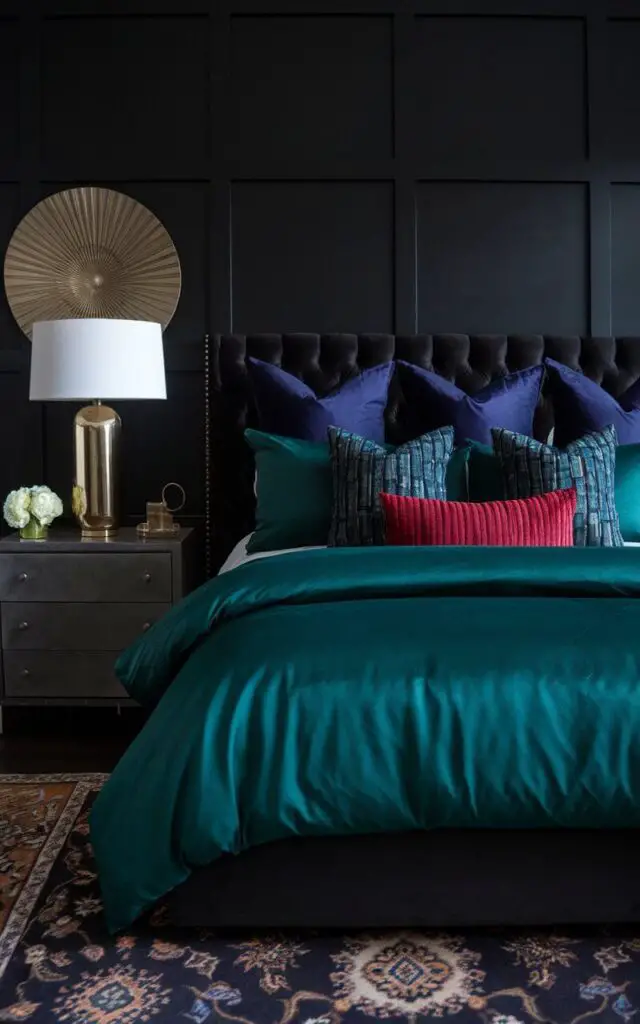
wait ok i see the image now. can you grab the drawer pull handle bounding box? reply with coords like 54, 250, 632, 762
18, 621, 29, 631
142, 622, 151, 632
143, 572, 152, 583
17, 572, 28, 582
20, 668, 30, 678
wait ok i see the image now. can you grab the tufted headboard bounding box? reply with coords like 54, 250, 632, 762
205, 333, 640, 572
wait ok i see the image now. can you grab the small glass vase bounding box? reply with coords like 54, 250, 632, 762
19, 519, 48, 542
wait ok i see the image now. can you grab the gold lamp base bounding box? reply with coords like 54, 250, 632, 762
72, 402, 121, 539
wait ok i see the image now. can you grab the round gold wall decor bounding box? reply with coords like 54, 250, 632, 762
4, 187, 181, 338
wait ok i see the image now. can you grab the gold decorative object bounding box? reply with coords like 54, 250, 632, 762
30, 318, 167, 540
4, 187, 181, 337
137, 483, 186, 539
72, 405, 121, 538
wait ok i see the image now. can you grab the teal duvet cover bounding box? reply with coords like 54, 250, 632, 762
92, 546, 640, 932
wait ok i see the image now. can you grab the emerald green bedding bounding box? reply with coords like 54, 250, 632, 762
91, 546, 640, 932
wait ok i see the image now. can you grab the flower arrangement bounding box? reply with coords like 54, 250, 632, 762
3, 485, 63, 540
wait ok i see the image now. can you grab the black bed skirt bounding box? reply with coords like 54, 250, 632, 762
165, 829, 640, 929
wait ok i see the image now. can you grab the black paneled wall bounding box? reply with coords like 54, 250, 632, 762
0, 0, 638, 527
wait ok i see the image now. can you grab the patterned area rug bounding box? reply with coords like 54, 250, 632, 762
1, 775, 640, 1022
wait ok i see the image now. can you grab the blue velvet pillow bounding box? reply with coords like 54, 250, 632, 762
328, 425, 454, 546
546, 358, 640, 446
247, 358, 393, 443
397, 362, 544, 446
492, 425, 623, 547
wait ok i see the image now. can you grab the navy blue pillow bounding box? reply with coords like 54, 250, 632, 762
546, 358, 640, 446
398, 362, 544, 446
328, 425, 454, 546
247, 358, 393, 443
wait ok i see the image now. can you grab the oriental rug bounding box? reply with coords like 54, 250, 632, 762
0, 773, 639, 1023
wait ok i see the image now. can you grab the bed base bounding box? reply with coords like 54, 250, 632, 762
166, 829, 640, 928
182, 333, 640, 929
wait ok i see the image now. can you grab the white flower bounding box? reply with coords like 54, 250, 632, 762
29, 486, 63, 526
3, 488, 31, 529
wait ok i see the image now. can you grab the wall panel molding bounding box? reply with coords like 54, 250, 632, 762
1, 0, 637, 522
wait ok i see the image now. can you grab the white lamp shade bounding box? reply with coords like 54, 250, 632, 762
29, 319, 167, 401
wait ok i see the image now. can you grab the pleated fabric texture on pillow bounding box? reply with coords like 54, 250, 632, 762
328, 425, 454, 546
381, 488, 576, 547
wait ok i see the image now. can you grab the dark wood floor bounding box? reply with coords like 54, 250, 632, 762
0, 707, 146, 773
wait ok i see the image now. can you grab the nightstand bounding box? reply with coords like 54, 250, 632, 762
0, 527, 200, 724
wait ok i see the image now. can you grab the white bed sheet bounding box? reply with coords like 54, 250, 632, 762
218, 534, 325, 574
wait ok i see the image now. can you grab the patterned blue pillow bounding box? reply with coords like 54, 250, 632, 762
492, 425, 623, 547
329, 425, 454, 546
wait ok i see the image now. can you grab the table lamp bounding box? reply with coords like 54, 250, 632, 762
29, 318, 167, 539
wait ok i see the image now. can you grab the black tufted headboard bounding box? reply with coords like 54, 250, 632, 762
205, 333, 640, 572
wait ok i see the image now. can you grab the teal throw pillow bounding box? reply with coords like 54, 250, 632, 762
467, 440, 505, 502
614, 443, 640, 542
492, 425, 623, 547
446, 445, 470, 502
329, 425, 455, 546
245, 429, 332, 553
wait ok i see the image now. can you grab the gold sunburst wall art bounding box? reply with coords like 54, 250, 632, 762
4, 186, 181, 338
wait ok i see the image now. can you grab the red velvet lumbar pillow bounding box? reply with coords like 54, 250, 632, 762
380, 488, 576, 547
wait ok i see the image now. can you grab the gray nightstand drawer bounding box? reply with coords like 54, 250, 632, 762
3, 651, 128, 698
2, 602, 171, 651
0, 553, 172, 603
0, 527, 198, 711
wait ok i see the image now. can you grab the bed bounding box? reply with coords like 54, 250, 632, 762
91, 333, 640, 933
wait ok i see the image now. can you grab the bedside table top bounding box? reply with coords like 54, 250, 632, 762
0, 526, 195, 553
